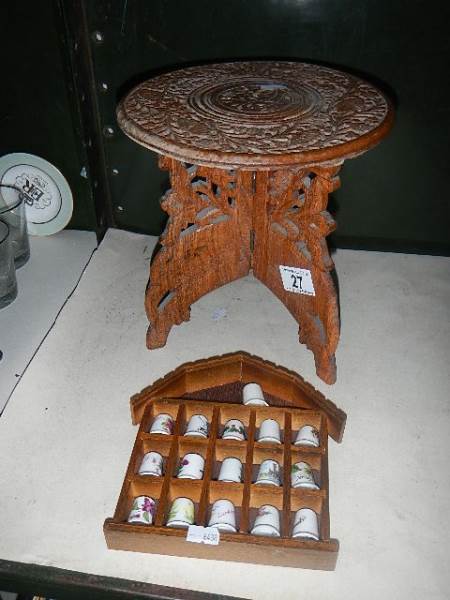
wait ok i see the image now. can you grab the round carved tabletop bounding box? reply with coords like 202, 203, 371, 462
117, 61, 394, 169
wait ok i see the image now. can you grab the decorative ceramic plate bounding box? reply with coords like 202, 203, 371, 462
0, 153, 73, 236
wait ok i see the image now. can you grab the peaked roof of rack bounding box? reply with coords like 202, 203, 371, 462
130, 352, 347, 442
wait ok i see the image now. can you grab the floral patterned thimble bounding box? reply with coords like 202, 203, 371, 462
242, 382, 268, 406
184, 414, 208, 438
127, 496, 156, 525
257, 418, 282, 444
290, 461, 319, 490
138, 451, 164, 477
255, 459, 281, 486
177, 452, 205, 480
222, 419, 246, 441
218, 457, 242, 483
166, 497, 195, 528
149, 413, 174, 435
292, 508, 320, 541
294, 424, 320, 447
251, 504, 280, 537
208, 499, 237, 533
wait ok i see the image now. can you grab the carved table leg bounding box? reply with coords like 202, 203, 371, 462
146, 156, 341, 384
251, 165, 342, 384
146, 157, 252, 348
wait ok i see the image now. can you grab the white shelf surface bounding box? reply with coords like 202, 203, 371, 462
0, 228, 449, 599
0, 230, 97, 412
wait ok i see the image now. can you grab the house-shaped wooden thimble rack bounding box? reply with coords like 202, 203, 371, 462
104, 352, 346, 571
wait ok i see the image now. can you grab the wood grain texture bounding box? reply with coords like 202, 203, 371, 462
105, 397, 339, 571
117, 61, 393, 169
145, 158, 251, 349
145, 159, 340, 382
118, 61, 394, 383
130, 352, 347, 442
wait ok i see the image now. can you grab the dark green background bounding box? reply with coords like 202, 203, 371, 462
2, 2, 96, 230
2, 0, 449, 253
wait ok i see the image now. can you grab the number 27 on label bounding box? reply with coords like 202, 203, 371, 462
279, 265, 315, 296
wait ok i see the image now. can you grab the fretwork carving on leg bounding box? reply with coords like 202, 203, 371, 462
146, 157, 252, 349
252, 165, 342, 384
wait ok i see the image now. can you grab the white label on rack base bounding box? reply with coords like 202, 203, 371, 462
279, 265, 315, 296
186, 525, 220, 545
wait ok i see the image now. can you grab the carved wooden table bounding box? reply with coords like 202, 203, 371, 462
117, 62, 394, 384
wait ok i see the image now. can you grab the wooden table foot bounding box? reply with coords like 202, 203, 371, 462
146, 302, 191, 349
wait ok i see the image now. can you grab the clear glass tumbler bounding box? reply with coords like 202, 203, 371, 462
0, 221, 18, 309
0, 184, 30, 268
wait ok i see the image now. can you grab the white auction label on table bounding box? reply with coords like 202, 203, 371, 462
186, 525, 220, 545
279, 265, 315, 296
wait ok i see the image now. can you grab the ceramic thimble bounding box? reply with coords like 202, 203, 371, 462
166, 497, 195, 528
290, 461, 319, 490
127, 496, 156, 525
242, 382, 268, 406
138, 451, 164, 477
184, 414, 208, 438
222, 419, 246, 441
255, 459, 281, 486
257, 419, 281, 444
208, 499, 237, 533
294, 424, 320, 447
292, 508, 320, 541
251, 504, 280, 537
149, 413, 174, 435
177, 452, 205, 479
218, 457, 242, 483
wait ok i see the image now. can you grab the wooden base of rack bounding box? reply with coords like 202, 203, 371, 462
104, 521, 339, 570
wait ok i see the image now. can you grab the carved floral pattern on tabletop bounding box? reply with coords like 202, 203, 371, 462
118, 61, 390, 161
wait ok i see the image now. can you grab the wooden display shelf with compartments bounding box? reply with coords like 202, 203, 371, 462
104, 392, 342, 571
